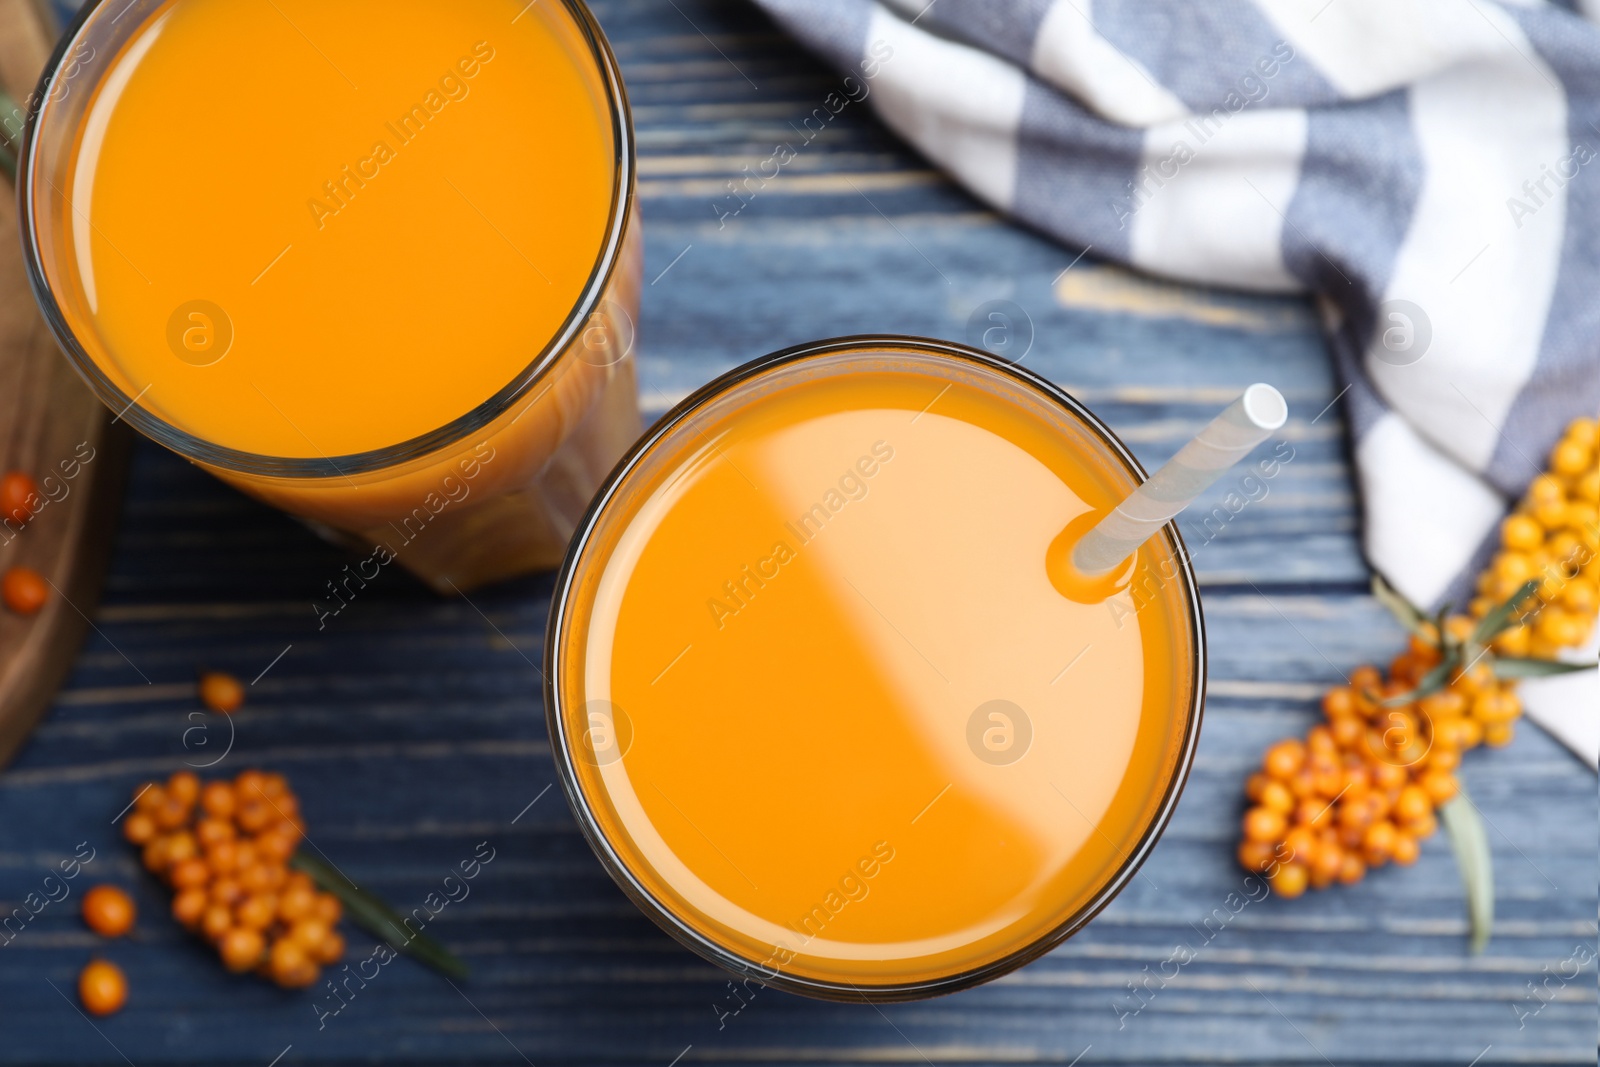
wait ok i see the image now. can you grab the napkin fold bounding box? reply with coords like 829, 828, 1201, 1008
752, 0, 1600, 766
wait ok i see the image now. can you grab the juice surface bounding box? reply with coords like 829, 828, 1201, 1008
558, 351, 1199, 987
56, 0, 614, 458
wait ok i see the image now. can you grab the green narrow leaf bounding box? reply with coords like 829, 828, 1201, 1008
1439, 791, 1494, 955
1379, 657, 1456, 707
1471, 579, 1540, 645
290, 852, 470, 980
1372, 574, 1432, 639
1490, 655, 1599, 679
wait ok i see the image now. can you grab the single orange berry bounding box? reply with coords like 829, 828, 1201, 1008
1394, 785, 1431, 824
165, 770, 201, 808
78, 959, 127, 1016
201, 904, 233, 942
198, 672, 245, 714
1363, 820, 1398, 858
1268, 862, 1308, 899
219, 926, 266, 973
121, 811, 158, 846
1263, 739, 1305, 780
153, 796, 190, 831
170, 858, 211, 891
195, 817, 235, 850
1237, 840, 1277, 873
200, 781, 237, 820
312, 893, 342, 926
1322, 687, 1356, 718
2, 566, 49, 615
1502, 514, 1544, 552
277, 882, 317, 924
0, 471, 39, 526
1242, 806, 1287, 843
1391, 831, 1420, 865
1311, 839, 1344, 886
163, 831, 198, 865
313, 930, 345, 965
209, 877, 246, 908
1420, 770, 1458, 804
1337, 853, 1366, 885
172, 887, 208, 929
1294, 797, 1332, 829
288, 918, 330, 954
269, 937, 319, 988
81, 886, 137, 938
1259, 779, 1294, 815
235, 893, 277, 930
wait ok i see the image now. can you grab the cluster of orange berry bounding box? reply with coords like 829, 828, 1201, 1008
1238, 415, 1598, 896
1472, 416, 1599, 659
122, 769, 344, 987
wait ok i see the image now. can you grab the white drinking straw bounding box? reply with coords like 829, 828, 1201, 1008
1072, 383, 1289, 577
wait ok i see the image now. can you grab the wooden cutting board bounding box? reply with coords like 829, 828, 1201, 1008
0, 0, 133, 769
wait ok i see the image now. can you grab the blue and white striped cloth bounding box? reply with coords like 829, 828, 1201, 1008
752, 0, 1600, 766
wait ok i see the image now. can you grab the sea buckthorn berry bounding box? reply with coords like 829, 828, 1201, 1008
234, 770, 268, 798
200, 781, 236, 819
1245, 773, 1269, 802
195, 817, 234, 850
142, 837, 173, 874
198, 672, 245, 715
82, 886, 136, 938
1372, 762, 1408, 792
1, 567, 49, 615
1502, 514, 1544, 552
1363, 821, 1398, 859
1329, 715, 1363, 750
1337, 853, 1366, 884
1533, 496, 1566, 530
235, 894, 277, 930
1419, 689, 1466, 720
1259, 780, 1294, 815
237, 800, 273, 833
78, 959, 127, 1016
259, 773, 289, 800
1282, 826, 1318, 865
135, 783, 165, 812
1311, 839, 1344, 887
1263, 739, 1305, 780
210, 876, 245, 907
170, 858, 211, 891
164, 831, 198, 865
1552, 440, 1590, 477
1243, 807, 1286, 843
1536, 608, 1587, 648
1484, 722, 1514, 747
1349, 664, 1381, 693
1390, 831, 1420, 866
256, 828, 298, 863
1492, 626, 1531, 656
219, 927, 265, 973
1294, 797, 1331, 830
206, 839, 240, 875
1287, 767, 1318, 798
1268, 862, 1308, 899
1237, 840, 1277, 873
312, 893, 342, 926
167, 770, 201, 808
154, 796, 190, 831
1559, 580, 1597, 615
1405, 810, 1438, 839
1427, 747, 1461, 773
1323, 686, 1356, 718
0, 471, 39, 526
288, 919, 330, 954
278, 882, 317, 923
122, 811, 157, 846
269, 937, 319, 988
201, 904, 233, 942
313, 930, 345, 965
1394, 785, 1431, 824
172, 887, 208, 929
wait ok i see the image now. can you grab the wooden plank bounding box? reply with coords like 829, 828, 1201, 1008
0, 0, 133, 769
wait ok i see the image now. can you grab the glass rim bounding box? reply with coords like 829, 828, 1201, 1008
16, 0, 636, 480
543, 334, 1209, 1002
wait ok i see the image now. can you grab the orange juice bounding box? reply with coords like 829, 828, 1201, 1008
550, 339, 1203, 997
23, 0, 640, 589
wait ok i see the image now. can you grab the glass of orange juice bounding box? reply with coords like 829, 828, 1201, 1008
548, 336, 1205, 1000
20, 0, 639, 591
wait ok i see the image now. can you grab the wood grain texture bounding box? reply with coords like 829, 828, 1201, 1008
0, 0, 1593, 1064
0, 0, 132, 770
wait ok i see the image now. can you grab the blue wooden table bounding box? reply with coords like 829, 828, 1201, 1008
2, 1, 1595, 1063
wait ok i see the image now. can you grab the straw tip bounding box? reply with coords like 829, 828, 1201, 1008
1241, 383, 1288, 431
